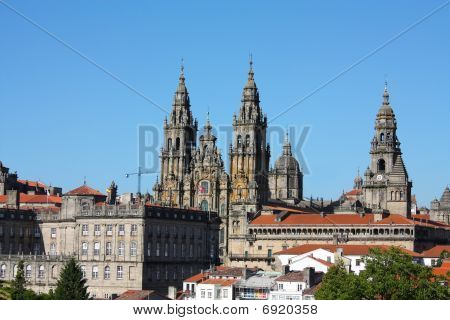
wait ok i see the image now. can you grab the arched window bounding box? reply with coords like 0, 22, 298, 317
237, 135, 242, 148
0, 264, 6, 278
25, 265, 32, 278
380, 133, 385, 142
51, 265, 58, 279
38, 265, 45, 279
400, 191, 403, 200
220, 203, 226, 215
50, 242, 56, 256
176, 137, 180, 150
13, 265, 18, 277
391, 191, 394, 200
245, 135, 250, 147
377, 159, 385, 172
199, 181, 209, 194
93, 242, 100, 256
200, 200, 209, 211
130, 241, 137, 256
104, 266, 110, 280
118, 241, 125, 256
167, 138, 172, 150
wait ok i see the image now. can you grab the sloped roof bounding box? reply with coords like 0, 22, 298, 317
0, 193, 61, 204
115, 290, 170, 300
275, 244, 420, 257
66, 185, 105, 196
421, 245, 450, 257
200, 279, 237, 286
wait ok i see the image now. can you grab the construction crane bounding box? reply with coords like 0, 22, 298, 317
125, 166, 156, 194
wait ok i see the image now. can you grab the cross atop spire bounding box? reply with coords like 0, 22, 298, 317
248, 53, 254, 81
383, 80, 390, 105
179, 58, 185, 84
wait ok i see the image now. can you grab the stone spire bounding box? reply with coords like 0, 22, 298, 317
282, 132, 292, 156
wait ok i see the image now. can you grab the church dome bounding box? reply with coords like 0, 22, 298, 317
440, 186, 450, 209
377, 85, 395, 118
274, 135, 300, 172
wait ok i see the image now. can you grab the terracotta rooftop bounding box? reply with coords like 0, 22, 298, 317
250, 212, 450, 229
114, 290, 170, 300
66, 185, 105, 196
184, 272, 209, 283
17, 179, 47, 189
200, 279, 238, 286
432, 260, 450, 280
209, 267, 258, 278
421, 245, 450, 257
275, 271, 308, 282
275, 244, 421, 257
345, 189, 362, 196
0, 193, 61, 204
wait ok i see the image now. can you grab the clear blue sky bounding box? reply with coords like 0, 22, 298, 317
0, 1, 449, 207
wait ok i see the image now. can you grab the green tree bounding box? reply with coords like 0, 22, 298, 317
53, 258, 89, 300
435, 250, 449, 267
0, 281, 12, 300
10, 261, 27, 300
315, 261, 366, 300
360, 247, 449, 300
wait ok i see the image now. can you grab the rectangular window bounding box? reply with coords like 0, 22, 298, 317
106, 242, 112, 256
223, 289, 228, 298
81, 266, 86, 278
118, 225, 125, 236
117, 266, 123, 279
147, 243, 151, 256
207, 291, 212, 299
355, 259, 361, 266
50, 228, 57, 239
164, 243, 169, 257
106, 224, 113, 236
94, 224, 101, 236
278, 283, 284, 290
131, 224, 138, 235
297, 284, 303, 291
156, 242, 160, 257
200, 290, 205, 298
173, 243, 177, 257
82, 224, 88, 236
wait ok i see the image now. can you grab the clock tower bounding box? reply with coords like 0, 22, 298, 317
362, 84, 412, 217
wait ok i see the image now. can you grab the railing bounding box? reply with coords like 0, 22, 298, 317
229, 253, 274, 260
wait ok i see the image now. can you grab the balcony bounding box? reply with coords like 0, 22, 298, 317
228, 253, 274, 261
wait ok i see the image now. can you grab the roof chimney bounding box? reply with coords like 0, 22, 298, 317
6, 190, 19, 209
167, 286, 177, 300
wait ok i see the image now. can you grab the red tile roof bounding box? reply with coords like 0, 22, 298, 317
432, 260, 450, 280
184, 272, 209, 283
309, 256, 334, 267
0, 193, 61, 204
264, 204, 318, 214
412, 214, 430, 220
275, 244, 421, 257
200, 279, 237, 286
421, 245, 450, 257
345, 189, 362, 196
250, 212, 450, 229
275, 271, 308, 282
114, 290, 170, 300
17, 179, 47, 189
66, 185, 105, 196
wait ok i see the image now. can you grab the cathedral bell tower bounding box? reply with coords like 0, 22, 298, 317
229, 59, 270, 208
362, 83, 412, 217
154, 63, 198, 206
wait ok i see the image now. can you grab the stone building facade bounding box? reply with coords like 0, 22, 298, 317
0, 183, 220, 298
430, 186, 450, 224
